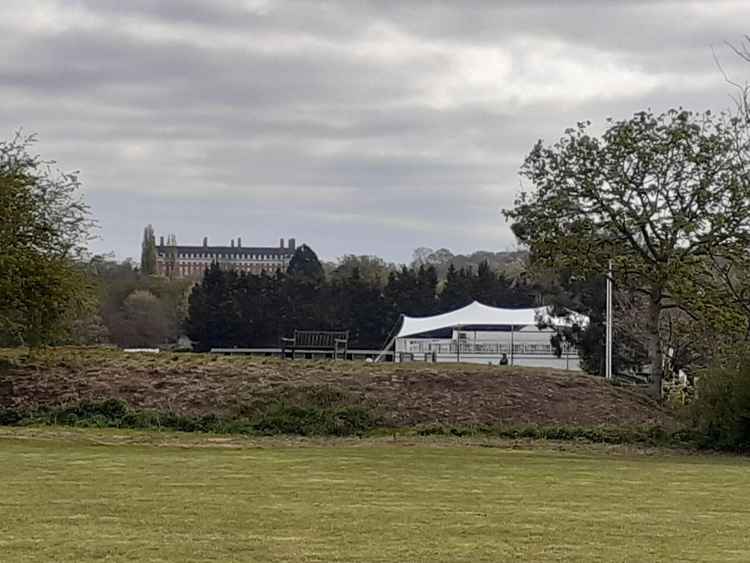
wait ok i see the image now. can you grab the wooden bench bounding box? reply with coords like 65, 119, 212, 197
280, 330, 349, 360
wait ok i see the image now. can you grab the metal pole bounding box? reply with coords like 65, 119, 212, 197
606, 260, 613, 381
456, 325, 461, 363
510, 324, 515, 366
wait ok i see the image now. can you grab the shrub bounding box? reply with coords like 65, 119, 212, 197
0, 408, 22, 425
689, 354, 750, 451
0, 395, 377, 437
416, 423, 678, 446
249, 402, 373, 436
47, 399, 129, 426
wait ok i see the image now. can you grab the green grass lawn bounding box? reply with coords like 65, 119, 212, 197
1, 429, 749, 562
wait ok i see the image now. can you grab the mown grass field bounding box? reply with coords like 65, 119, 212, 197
1, 428, 749, 562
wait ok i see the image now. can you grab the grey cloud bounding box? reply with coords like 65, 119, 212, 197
1, 0, 748, 262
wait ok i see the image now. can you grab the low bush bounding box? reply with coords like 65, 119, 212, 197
249, 403, 373, 436
0, 408, 22, 425
689, 353, 750, 451
417, 423, 682, 446
236, 385, 376, 436
0, 396, 376, 437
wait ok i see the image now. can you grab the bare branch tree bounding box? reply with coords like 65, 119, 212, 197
715, 36, 750, 123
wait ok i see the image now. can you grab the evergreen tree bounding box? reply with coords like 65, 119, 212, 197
415, 265, 438, 315
185, 263, 243, 351
385, 267, 418, 317
165, 233, 178, 280
439, 264, 473, 311
340, 266, 389, 347
287, 244, 325, 284
473, 260, 497, 305
140, 224, 157, 275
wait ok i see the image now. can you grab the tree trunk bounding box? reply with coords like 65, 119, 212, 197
647, 294, 663, 401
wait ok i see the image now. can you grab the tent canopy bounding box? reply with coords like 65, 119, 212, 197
396, 301, 586, 338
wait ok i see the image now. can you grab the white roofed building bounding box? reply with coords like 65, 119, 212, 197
393, 301, 586, 370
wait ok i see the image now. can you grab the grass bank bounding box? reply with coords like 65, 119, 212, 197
0, 347, 672, 430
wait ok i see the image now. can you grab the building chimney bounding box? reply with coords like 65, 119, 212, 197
159, 236, 165, 246
203, 237, 208, 247
231, 239, 235, 248
280, 238, 285, 249
288, 238, 296, 251
237, 237, 242, 248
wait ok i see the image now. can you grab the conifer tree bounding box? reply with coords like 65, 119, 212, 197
287, 244, 325, 284
140, 225, 157, 275
439, 264, 473, 311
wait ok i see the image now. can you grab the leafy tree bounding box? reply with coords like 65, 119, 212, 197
329, 255, 394, 288
543, 269, 648, 376
505, 109, 750, 397
86, 254, 191, 347
111, 290, 171, 347
0, 133, 94, 346
140, 225, 157, 275
412, 247, 454, 268
411, 247, 527, 279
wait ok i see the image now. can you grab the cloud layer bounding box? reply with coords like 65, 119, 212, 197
2, 0, 748, 262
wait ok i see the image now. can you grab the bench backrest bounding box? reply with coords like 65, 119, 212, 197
293, 330, 349, 349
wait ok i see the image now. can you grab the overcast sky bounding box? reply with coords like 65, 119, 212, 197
3, 1, 749, 263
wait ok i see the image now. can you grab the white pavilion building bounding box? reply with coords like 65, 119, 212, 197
390, 301, 586, 370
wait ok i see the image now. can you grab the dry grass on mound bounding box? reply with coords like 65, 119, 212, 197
0, 347, 670, 428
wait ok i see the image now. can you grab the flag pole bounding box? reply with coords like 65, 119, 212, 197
605, 260, 613, 381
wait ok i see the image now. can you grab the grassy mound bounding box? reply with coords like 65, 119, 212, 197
0, 348, 674, 439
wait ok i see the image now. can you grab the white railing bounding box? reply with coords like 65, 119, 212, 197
400, 340, 573, 356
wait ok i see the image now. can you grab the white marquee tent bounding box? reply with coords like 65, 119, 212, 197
396, 301, 584, 338
379, 301, 587, 369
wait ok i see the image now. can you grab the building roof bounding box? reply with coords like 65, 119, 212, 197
396, 301, 588, 338
156, 245, 294, 256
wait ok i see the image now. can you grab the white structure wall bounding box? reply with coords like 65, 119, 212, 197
391, 302, 585, 371
395, 328, 580, 370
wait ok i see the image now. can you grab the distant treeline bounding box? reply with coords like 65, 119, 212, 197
185, 245, 540, 351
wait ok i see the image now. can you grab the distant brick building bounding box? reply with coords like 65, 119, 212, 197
155, 236, 297, 279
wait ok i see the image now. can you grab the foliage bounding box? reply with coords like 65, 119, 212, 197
87, 256, 192, 347
3, 390, 376, 437
0, 133, 95, 346
115, 290, 172, 347
185, 256, 542, 351
506, 109, 750, 395
412, 247, 528, 279
416, 423, 683, 447
689, 350, 750, 451
542, 269, 648, 376
140, 224, 157, 275
288, 244, 325, 284
384, 265, 439, 317
329, 255, 395, 288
